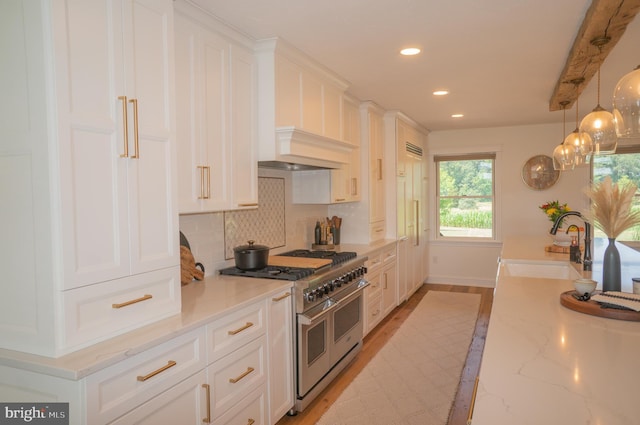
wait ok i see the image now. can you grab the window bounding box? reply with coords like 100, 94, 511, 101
592, 146, 640, 241
435, 153, 495, 239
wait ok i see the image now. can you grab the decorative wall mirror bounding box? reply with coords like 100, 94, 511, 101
521, 154, 560, 190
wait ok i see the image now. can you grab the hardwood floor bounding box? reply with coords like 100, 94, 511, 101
275, 283, 494, 425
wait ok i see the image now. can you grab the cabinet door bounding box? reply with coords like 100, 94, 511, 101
57, 0, 177, 289
268, 290, 294, 423
382, 262, 397, 317
230, 45, 258, 208
109, 370, 207, 425
369, 111, 385, 223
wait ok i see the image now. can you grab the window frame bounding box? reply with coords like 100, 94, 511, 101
430, 147, 501, 243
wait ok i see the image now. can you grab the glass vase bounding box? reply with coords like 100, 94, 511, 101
602, 238, 621, 292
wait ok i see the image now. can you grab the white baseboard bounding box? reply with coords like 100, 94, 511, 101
426, 275, 495, 288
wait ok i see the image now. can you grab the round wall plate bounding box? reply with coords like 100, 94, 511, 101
521, 154, 560, 190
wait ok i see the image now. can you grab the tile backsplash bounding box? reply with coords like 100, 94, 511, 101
224, 177, 286, 259
179, 168, 328, 276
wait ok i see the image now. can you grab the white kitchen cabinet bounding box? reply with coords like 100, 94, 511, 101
267, 290, 295, 423
0, 0, 180, 357
366, 103, 387, 240
386, 112, 428, 301
175, 9, 258, 213
255, 38, 357, 168
363, 243, 397, 336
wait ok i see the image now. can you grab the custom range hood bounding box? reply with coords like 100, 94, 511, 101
258, 127, 355, 170
256, 38, 357, 171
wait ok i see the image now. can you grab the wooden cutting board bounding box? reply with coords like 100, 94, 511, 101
560, 290, 640, 321
268, 256, 332, 269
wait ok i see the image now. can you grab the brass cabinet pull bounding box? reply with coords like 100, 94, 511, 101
202, 383, 211, 423
112, 294, 152, 309
227, 322, 253, 335
237, 203, 258, 207
229, 366, 254, 384
197, 166, 210, 199
383, 272, 388, 289
377, 158, 383, 180
334, 198, 346, 202
415, 200, 420, 246
351, 177, 358, 196
136, 360, 176, 382
118, 96, 129, 158
467, 376, 479, 424
129, 98, 140, 158
247, 419, 255, 425
272, 292, 291, 302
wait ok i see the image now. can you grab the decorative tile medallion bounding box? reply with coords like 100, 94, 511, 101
224, 177, 286, 259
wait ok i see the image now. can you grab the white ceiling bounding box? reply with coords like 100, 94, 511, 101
190, 0, 640, 132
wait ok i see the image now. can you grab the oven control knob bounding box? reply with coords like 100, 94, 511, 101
335, 278, 343, 287
315, 288, 325, 298
305, 291, 315, 302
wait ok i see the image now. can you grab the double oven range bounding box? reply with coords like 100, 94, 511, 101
220, 250, 369, 413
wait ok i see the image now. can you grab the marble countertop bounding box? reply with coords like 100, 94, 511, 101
0, 240, 394, 381
472, 235, 640, 425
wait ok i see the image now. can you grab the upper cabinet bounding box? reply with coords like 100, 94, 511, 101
255, 38, 358, 169
175, 6, 258, 213
0, 0, 181, 357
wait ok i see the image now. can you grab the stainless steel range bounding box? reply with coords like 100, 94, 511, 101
219, 250, 368, 413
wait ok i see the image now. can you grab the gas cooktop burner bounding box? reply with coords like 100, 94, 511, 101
278, 250, 357, 265
218, 265, 315, 281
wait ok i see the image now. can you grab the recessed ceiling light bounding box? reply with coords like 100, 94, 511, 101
433, 90, 449, 96
400, 47, 421, 56
451, 114, 464, 118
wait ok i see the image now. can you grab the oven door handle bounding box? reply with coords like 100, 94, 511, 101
298, 300, 337, 326
298, 279, 370, 326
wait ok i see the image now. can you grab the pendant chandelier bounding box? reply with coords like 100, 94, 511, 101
553, 102, 576, 171
563, 80, 592, 167
579, 37, 617, 154
613, 64, 640, 138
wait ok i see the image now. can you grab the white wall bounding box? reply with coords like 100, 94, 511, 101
427, 122, 591, 286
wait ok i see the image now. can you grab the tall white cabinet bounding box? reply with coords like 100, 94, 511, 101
0, 0, 180, 357
385, 112, 428, 302
174, 6, 258, 213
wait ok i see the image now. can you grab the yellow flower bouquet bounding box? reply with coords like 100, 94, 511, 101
540, 200, 570, 227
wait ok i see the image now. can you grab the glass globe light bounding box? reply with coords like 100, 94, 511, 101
579, 105, 617, 154
563, 129, 593, 166
552, 142, 575, 171
613, 65, 640, 138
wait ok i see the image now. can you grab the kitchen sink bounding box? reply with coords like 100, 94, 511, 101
499, 260, 581, 280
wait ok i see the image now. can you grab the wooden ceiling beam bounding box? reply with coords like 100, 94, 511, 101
549, 0, 640, 111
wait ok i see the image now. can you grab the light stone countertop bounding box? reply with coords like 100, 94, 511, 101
472, 235, 640, 425
0, 240, 394, 381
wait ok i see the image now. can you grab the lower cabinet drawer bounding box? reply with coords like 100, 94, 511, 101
62, 267, 181, 350
369, 221, 386, 241
86, 327, 206, 424
213, 384, 266, 425
109, 370, 208, 424
366, 293, 383, 333
206, 300, 266, 362
207, 336, 267, 420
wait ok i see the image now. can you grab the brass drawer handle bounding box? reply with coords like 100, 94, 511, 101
272, 292, 291, 302
112, 294, 152, 309
202, 383, 211, 423
334, 198, 346, 202
237, 203, 258, 207
228, 322, 253, 335
136, 360, 176, 382
229, 366, 254, 384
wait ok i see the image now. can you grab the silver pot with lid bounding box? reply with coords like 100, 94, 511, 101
234, 240, 269, 270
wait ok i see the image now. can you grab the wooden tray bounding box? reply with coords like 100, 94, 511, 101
268, 256, 333, 270
560, 291, 640, 321
545, 245, 570, 254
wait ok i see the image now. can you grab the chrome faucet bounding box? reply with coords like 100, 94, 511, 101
550, 211, 592, 271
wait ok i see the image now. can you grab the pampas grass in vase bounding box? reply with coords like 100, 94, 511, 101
583, 176, 640, 291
